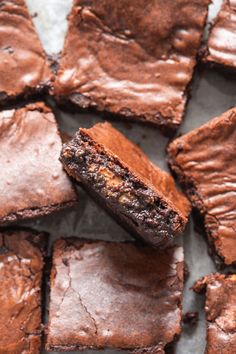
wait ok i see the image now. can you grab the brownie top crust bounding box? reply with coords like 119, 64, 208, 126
0, 0, 52, 103
193, 273, 236, 354
167, 108, 236, 266
205, 0, 236, 69
54, 0, 210, 131
0, 229, 46, 354
47, 239, 184, 352
79, 122, 190, 220
0, 102, 77, 224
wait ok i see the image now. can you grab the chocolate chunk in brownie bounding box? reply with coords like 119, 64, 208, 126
0, 0, 52, 105
0, 102, 77, 225
46, 238, 184, 352
204, 0, 236, 71
54, 0, 210, 134
0, 228, 47, 354
61, 122, 190, 248
193, 273, 236, 354
167, 107, 236, 266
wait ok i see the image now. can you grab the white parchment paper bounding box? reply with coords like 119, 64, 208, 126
23, 1, 235, 353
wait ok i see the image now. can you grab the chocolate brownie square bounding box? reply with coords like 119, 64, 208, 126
168, 107, 236, 266
61, 122, 190, 248
54, 0, 210, 134
0, 102, 77, 225
193, 274, 236, 354
46, 238, 184, 353
204, 0, 236, 71
0, 0, 52, 105
0, 228, 47, 353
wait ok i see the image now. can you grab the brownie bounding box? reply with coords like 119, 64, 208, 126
193, 273, 236, 354
167, 107, 236, 266
61, 122, 190, 248
54, 0, 210, 134
204, 0, 236, 71
0, 228, 46, 354
46, 238, 184, 352
0, 102, 77, 225
0, 0, 52, 105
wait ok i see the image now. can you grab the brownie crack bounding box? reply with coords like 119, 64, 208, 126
64, 259, 98, 335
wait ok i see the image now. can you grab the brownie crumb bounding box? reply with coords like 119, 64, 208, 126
183, 312, 199, 325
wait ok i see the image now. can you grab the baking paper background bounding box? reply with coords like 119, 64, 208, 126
22, 1, 236, 353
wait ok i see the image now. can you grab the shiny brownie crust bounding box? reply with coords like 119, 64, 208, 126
46, 238, 184, 352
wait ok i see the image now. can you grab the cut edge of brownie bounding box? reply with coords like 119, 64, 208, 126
0, 200, 77, 226
45, 238, 183, 353
0, 82, 52, 109
46, 344, 166, 353
202, 56, 236, 76
61, 130, 188, 248
54, 93, 184, 137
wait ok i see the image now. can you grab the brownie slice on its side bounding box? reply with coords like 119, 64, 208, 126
203, 0, 236, 71
193, 274, 236, 354
167, 107, 236, 266
0, 228, 47, 354
0, 102, 77, 225
54, 0, 210, 134
0, 0, 52, 105
46, 238, 184, 353
61, 122, 190, 248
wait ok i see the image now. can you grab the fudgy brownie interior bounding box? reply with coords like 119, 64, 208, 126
61, 122, 190, 247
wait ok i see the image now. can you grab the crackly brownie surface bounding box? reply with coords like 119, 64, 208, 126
194, 274, 236, 354
168, 108, 236, 266
204, 0, 236, 70
54, 0, 210, 133
0, 0, 52, 104
61, 122, 190, 248
0, 102, 77, 225
46, 239, 184, 352
0, 229, 46, 354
